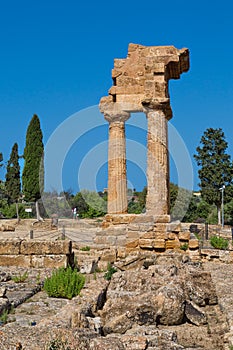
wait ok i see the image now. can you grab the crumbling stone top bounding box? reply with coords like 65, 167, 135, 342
100, 43, 189, 119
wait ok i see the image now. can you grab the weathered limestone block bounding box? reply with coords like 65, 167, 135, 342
117, 247, 126, 259
139, 239, 154, 249
153, 215, 170, 223
132, 215, 154, 223
178, 231, 190, 241
154, 223, 167, 232
100, 248, 117, 263
125, 247, 140, 255
185, 300, 207, 326
20, 240, 71, 255
165, 240, 180, 250
79, 259, 99, 274
139, 232, 156, 239
200, 249, 220, 259
43, 255, 68, 268
184, 270, 217, 306
127, 231, 140, 241
0, 240, 21, 255
0, 224, 15, 232
167, 232, 177, 240
30, 255, 68, 268
93, 235, 108, 245
153, 239, 166, 249
126, 239, 139, 249
154, 231, 167, 240
188, 239, 199, 249
139, 239, 165, 249
155, 284, 185, 325
0, 255, 30, 267
128, 223, 154, 232
105, 214, 136, 224
219, 250, 233, 263
115, 236, 126, 247
104, 226, 127, 236
167, 221, 181, 233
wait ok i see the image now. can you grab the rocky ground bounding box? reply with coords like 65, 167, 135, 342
0, 252, 232, 349
0, 220, 232, 349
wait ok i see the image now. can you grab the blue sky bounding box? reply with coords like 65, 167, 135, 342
0, 0, 233, 193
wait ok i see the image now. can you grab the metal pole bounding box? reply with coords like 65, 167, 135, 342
29, 230, 33, 239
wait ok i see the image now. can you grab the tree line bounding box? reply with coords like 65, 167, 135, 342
0, 116, 233, 225
0, 114, 43, 221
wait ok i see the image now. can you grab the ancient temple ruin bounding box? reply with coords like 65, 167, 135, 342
100, 43, 190, 222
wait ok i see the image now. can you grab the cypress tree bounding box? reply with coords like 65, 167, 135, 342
5, 143, 21, 200
22, 114, 44, 220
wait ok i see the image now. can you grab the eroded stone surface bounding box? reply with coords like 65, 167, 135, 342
0, 258, 230, 350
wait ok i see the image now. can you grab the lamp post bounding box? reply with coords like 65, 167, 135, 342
219, 185, 225, 228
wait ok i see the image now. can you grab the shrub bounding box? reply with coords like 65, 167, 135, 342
210, 235, 229, 250
180, 243, 189, 251
12, 271, 28, 283
0, 309, 8, 324
104, 263, 117, 281
43, 266, 85, 299
80, 246, 90, 251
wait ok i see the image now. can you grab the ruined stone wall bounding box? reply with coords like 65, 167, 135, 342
0, 240, 72, 268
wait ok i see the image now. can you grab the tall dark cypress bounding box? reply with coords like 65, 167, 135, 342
5, 143, 21, 204
22, 114, 44, 220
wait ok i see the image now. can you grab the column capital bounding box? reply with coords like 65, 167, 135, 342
104, 110, 130, 123
142, 98, 172, 120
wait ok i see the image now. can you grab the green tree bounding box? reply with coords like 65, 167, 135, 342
5, 143, 21, 221
194, 128, 233, 225
22, 114, 44, 221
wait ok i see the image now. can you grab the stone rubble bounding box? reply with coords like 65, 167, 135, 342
0, 254, 231, 349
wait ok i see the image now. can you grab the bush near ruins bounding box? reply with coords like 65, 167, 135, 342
104, 263, 117, 281
210, 235, 229, 250
43, 266, 85, 299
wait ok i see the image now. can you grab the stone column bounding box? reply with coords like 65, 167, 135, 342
146, 108, 170, 221
104, 111, 130, 214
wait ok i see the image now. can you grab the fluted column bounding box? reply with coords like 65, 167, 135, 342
104, 111, 130, 214
146, 108, 170, 220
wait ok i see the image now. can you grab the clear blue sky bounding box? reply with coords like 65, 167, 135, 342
1, 0, 233, 194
